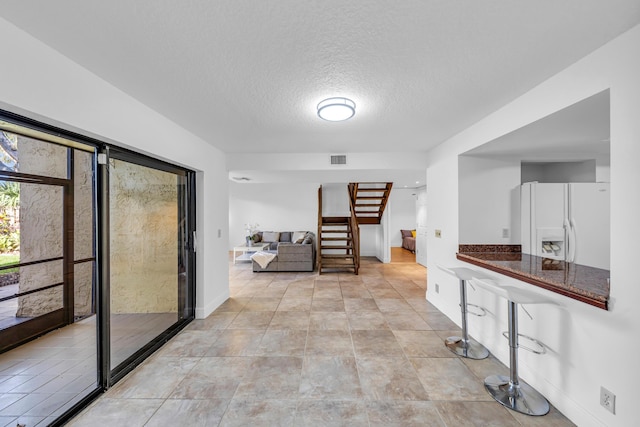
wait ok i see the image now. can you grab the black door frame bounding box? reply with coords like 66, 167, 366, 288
0, 172, 73, 352
1, 109, 197, 425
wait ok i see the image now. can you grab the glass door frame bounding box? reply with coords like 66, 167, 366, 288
0, 171, 73, 352
97, 145, 197, 386
1, 110, 197, 424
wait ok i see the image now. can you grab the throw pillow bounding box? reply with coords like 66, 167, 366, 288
292, 231, 306, 243
280, 231, 292, 242
262, 231, 280, 243
411, 230, 416, 238
252, 233, 262, 243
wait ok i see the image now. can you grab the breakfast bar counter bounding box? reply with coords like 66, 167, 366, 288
456, 244, 610, 310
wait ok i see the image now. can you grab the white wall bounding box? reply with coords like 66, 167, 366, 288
415, 188, 428, 266
0, 18, 230, 319
426, 23, 640, 427
458, 156, 521, 244
229, 182, 319, 248
388, 188, 417, 247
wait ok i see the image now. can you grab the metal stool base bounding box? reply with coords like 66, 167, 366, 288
445, 336, 489, 360
484, 374, 550, 416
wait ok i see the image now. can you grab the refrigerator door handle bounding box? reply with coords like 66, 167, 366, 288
569, 218, 577, 263
563, 219, 571, 262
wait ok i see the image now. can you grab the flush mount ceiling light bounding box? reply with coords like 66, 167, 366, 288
317, 97, 356, 121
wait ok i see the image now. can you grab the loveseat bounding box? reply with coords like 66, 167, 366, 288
251, 231, 316, 272
400, 229, 416, 252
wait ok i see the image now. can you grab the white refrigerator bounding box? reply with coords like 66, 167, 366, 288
521, 182, 610, 270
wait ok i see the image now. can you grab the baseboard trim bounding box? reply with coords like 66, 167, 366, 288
195, 291, 230, 319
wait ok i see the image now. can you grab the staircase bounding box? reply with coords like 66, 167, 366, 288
349, 182, 393, 225
316, 182, 393, 274
318, 215, 358, 274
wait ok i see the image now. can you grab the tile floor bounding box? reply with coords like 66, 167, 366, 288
68, 257, 575, 426
0, 313, 177, 427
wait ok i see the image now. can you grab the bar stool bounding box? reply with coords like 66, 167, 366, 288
470, 278, 555, 416
437, 265, 492, 360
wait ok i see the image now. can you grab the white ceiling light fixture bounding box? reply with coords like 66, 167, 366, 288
317, 97, 356, 121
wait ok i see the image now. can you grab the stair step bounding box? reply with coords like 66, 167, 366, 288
322, 216, 350, 223
322, 229, 349, 233
356, 188, 387, 192
321, 237, 351, 241
322, 222, 348, 226
321, 254, 355, 259
355, 196, 383, 200
321, 245, 353, 249
357, 217, 381, 224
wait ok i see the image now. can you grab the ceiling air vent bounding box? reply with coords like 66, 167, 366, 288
330, 154, 347, 165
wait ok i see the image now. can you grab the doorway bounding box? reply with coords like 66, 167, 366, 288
0, 113, 196, 425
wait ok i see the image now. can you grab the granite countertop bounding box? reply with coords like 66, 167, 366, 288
456, 244, 610, 310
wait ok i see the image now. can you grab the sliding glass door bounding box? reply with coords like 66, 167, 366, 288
105, 149, 195, 379
0, 113, 196, 425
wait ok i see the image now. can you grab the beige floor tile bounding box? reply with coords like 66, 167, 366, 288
186, 311, 239, 330
67, 398, 163, 426
294, 400, 369, 426
356, 356, 428, 400
374, 298, 414, 312
170, 357, 252, 399
311, 298, 345, 312
243, 297, 283, 311
214, 298, 251, 312
383, 311, 431, 330
419, 312, 461, 330
351, 330, 404, 357
313, 286, 343, 299
145, 399, 230, 427
347, 311, 390, 330
227, 311, 274, 329
435, 401, 519, 426
411, 358, 490, 401
107, 357, 198, 399
47, 259, 575, 426
308, 312, 350, 331
366, 401, 445, 427
219, 399, 297, 427
268, 311, 310, 330
394, 330, 453, 358
277, 297, 312, 312
368, 287, 403, 299
205, 329, 265, 356
234, 356, 303, 399
306, 330, 354, 356
155, 330, 220, 357
299, 357, 363, 399
343, 298, 379, 312
251, 330, 307, 356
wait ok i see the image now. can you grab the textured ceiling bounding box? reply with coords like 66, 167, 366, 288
1, 1, 639, 154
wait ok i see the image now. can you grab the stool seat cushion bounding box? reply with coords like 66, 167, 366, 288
437, 265, 494, 281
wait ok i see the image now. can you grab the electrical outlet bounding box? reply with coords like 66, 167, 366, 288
502, 228, 510, 238
435, 283, 440, 293
600, 386, 615, 414
435, 229, 442, 238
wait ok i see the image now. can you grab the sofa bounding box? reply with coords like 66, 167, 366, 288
251, 231, 316, 272
400, 229, 416, 252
